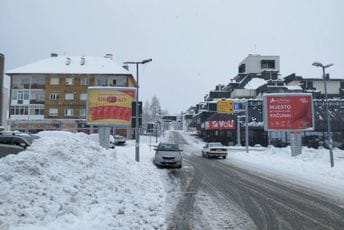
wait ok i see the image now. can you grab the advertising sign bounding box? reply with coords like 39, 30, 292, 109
263, 93, 314, 131
87, 87, 136, 126
206, 120, 236, 130
217, 100, 234, 114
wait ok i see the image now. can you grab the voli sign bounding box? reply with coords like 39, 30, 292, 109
87, 87, 136, 127
206, 120, 236, 130
263, 93, 314, 131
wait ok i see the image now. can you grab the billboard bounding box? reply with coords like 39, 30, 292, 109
87, 87, 136, 126
217, 100, 234, 114
263, 93, 314, 131
205, 120, 236, 130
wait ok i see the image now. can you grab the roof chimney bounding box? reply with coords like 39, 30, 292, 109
104, 54, 113, 60
81, 56, 85, 65
66, 57, 71, 65
51, 53, 58, 57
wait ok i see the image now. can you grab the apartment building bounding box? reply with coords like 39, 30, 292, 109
6, 54, 136, 133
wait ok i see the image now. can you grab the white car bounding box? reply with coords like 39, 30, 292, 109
113, 135, 126, 145
202, 142, 228, 159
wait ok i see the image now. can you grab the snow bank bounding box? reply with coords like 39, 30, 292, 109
0, 131, 166, 230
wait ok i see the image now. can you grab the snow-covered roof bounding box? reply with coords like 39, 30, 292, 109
244, 78, 267, 89
284, 85, 302, 90
6, 55, 131, 75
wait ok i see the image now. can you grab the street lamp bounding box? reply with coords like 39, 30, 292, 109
124, 58, 152, 162
312, 62, 334, 167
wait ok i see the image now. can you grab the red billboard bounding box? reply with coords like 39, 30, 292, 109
263, 93, 314, 131
206, 120, 236, 130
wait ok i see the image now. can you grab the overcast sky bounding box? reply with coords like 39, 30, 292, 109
1, 0, 343, 114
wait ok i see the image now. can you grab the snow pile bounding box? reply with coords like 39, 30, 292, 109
0, 131, 166, 230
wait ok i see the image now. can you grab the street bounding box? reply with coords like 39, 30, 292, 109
166, 131, 344, 230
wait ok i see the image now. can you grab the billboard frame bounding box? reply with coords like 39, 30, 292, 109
263, 93, 315, 132
86, 86, 136, 127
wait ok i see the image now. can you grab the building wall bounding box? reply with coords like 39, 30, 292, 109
240, 54, 280, 74
313, 80, 340, 94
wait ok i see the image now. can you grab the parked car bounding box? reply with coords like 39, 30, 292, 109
113, 135, 126, 145
154, 142, 182, 168
0, 134, 32, 157
202, 142, 228, 159
302, 135, 320, 149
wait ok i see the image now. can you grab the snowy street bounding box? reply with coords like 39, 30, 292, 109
1, 130, 344, 229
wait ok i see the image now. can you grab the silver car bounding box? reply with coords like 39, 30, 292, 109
154, 143, 182, 168
0, 134, 32, 158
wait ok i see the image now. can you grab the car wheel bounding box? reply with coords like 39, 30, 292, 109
223, 155, 227, 159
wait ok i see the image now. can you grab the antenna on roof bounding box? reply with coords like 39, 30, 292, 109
66, 57, 71, 65
81, 56, 85, 65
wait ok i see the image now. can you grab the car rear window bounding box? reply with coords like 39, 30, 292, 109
158, 143, 179, 151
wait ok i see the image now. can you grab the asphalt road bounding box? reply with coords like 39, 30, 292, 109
166, 131, 344, 230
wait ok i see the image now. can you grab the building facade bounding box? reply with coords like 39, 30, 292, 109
6, 54, 136, 134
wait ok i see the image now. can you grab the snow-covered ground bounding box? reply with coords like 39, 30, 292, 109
181, 131, 344, 203
0, 131, 169, 230
1, 130, 344, 229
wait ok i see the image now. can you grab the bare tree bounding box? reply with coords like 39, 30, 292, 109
150, 96, 161, 122
142, 99, 152, 123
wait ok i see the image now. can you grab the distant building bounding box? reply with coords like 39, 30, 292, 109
6, 53, 137, 134
188, 54, 344, 147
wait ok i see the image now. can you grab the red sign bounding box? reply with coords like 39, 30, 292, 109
206, 120, 236, 130
264, 94, 314, 131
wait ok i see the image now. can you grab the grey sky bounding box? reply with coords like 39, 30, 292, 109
1, 0, 343, 114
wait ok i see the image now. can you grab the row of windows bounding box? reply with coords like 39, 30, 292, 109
50, 77, 89, 86
12, 91, 87, 101
49, 93, 87, 101
49, 108, 86, 117
50, 78, 127, 86
10, 106, 86, 117
10, 106, 44, 115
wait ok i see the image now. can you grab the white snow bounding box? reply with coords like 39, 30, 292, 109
1, 130, 344, 229
244, 78, 267, 89
6, 56, 130, 75
0, 131, 167, 230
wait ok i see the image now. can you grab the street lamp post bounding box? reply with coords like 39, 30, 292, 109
124, 59, 152, 162
312, 62, 334, 167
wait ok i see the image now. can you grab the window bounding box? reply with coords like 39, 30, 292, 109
65, 93, 74, 100
80, 108, 86, 117
261, 60, 275, 69
306, 81, 313, 89
239, 64, 246, 73
49, 108, 58, 116
65, 77, 74, 85
10, 106, 28, 115
29, 107, 44, 115
80, 93, 87, 101
64, 108, 74, 116
80, 78, 89, 85
340, 82, 344, 89
50, 93, 59, 100
50, 78, 59, 85
96, 79, 107, 86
